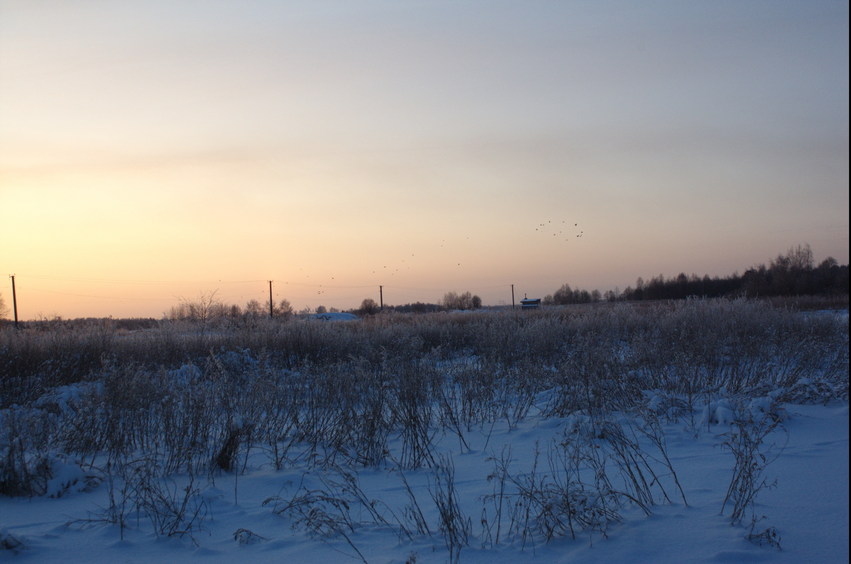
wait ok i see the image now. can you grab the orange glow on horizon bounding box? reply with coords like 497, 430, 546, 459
2, 2, 848, 319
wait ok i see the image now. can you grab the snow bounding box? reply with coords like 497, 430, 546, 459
2, 304, 848, 563
311, 312, 360, 322
1, 401, 847, 563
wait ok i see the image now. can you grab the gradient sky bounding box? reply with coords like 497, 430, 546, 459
1, 1, 848, 319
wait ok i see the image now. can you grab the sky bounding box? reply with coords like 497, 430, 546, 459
1, 0, 848, 319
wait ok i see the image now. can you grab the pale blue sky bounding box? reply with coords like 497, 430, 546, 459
1, 1, 848, 317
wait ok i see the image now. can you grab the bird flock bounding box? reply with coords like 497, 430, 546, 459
534, 219, 584, 240
289, 218, 586, 298
365, 218, 587, 285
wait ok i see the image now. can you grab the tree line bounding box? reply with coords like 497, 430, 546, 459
545, 244, 848, 305
1, 245, 846, 323
164, 291, 296, 323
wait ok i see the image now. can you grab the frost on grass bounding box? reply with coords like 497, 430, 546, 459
0, 300, 847, 561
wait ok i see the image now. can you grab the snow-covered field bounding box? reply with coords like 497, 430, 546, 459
1, 303, 848, 563
1, 401, 848, 563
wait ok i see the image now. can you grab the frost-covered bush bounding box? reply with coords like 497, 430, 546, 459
0, 299, 845, 502
0, 406, 54, 496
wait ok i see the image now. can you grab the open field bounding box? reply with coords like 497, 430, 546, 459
1, 299, 848, 562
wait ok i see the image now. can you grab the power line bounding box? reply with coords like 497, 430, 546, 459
17, 274, 268, 286
35, 288, 169, 301
6, 270, 540, 319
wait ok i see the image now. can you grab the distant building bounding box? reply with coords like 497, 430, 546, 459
520, 296, 541, 310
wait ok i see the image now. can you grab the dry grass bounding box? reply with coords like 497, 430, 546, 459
0, 298, 846, 551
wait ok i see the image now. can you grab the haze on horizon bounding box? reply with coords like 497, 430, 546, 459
1, 1, 848, 320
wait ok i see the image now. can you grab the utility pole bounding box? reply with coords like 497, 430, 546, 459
511, 284, 515, 309
268, 280, 274, 318
9, 274, 18, 329
379, 285, 384, 310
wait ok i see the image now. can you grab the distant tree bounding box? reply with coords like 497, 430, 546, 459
167, 290, 222, 334
552, 283, 573, 305
189, 290, 220, 326
819, 257, 838, 270
168, 292, 211, 321
275, 299, 294, 319
814, 256, 849, 295
244, 299, 264, 318
244, 298, 294, 319
634, 277, 645, 300
359, 298, 380, 315
442, 291, 458, 310
209, 302, 232, 320
315, 305, 327, 314
549, 283, 595, 305
617, 243, 848, 301
0, 292, 7, 319
442, 291, 480, 310
780, 243, 814, 271
388, 301, 441, 313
